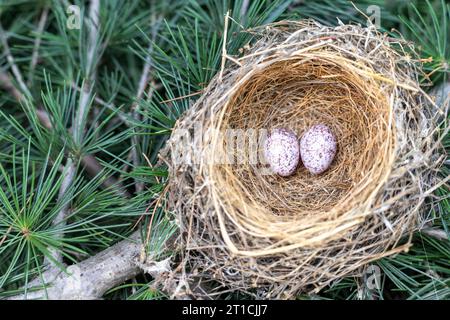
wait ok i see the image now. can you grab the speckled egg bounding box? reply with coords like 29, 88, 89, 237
300, 124, 337, 175
264, 128, 300, 177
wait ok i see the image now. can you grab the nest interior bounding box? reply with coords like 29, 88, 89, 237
226, 58, 392, 216
163, 21, 442, 299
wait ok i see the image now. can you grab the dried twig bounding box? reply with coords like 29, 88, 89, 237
218, 10, 230, 82
0, 226, 13, 248
72, 83, 130, 124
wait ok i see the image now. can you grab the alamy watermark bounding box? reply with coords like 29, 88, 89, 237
367, 5, 381, 29
66, 5, 81, 30
358, 264, 382, 299
171, 122, 275, 174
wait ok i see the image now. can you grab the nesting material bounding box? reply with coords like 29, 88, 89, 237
162, 21, 444, 299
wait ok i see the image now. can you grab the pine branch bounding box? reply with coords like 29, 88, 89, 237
0, 71, 129, 195
1, 1, 130, 264
44, 158, 76, 265
0, 21, 31, 97
131, 13, 161, 194
72, 83, 131, 125
28, 6, 49, 86
7, 232, 143, 300
45, 0, 101, 265
6, 227, 178, 300
0, 70, 23, 101
73, 0, 100, 144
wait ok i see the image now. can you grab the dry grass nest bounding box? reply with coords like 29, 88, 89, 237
161, 20, 446, 299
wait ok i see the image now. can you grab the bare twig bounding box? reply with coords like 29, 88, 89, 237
219, 10, 230, 82
160, 90, 204, 104
0, 226, 13, 248
35, 108, 52, 129
82, 154, 131, 198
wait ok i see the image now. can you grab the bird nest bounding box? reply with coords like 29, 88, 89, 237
161, 21, 443, 299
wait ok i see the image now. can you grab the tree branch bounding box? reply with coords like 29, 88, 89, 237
82, 154, 131, 198
421, 228, 449, 241
73, 0, 100, 144
45, 0, 101, 265
1, 70, 129, 198
44, 158, 76, 265
7, 232, 143, 300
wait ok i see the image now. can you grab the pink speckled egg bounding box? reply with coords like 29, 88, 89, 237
300, 124, 337, 175
264, 128, 300, 177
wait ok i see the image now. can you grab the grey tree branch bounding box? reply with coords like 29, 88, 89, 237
8, 232, 143, 300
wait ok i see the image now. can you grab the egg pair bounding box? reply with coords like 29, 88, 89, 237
264, 125, 337, 176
